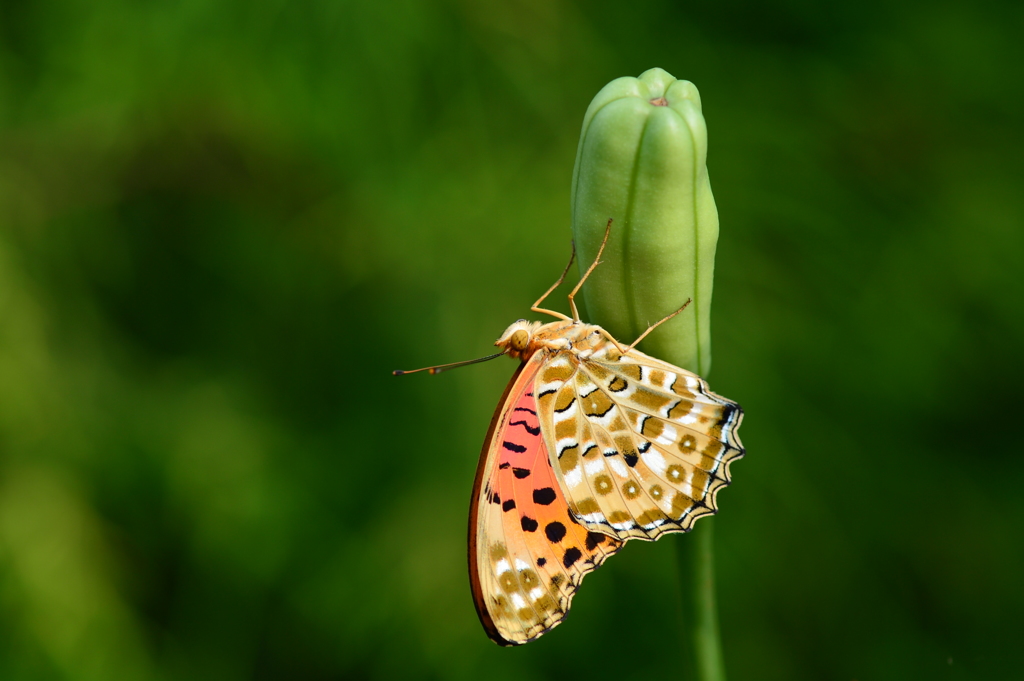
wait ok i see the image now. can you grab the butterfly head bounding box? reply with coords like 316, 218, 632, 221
495, 319, 544, 361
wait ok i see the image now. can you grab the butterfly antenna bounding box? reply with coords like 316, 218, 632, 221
531, 241, 577, 322
626, 298, 692, 352
393, 352, 504, 376
567, 218, 613, 321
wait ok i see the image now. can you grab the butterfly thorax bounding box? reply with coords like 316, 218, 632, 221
494, 319, 616, 364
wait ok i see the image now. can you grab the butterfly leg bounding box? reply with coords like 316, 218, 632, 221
566, 218, 614, 322
626, 298, 692, 352
597, 328, 629, 354
531, 242, 577, 321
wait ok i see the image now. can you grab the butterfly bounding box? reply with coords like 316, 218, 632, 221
395, 220, 744, 646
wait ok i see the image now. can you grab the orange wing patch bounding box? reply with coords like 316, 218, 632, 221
470, 355, 622, 646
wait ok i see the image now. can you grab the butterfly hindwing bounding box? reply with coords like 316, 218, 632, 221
469, 354, 623, 646
536, 346, 744, 541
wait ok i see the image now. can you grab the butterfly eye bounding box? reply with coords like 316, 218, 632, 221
510, 329, 530, 351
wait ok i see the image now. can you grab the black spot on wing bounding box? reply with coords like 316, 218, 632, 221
514, 406, 537, 415
521, 516, 538, 532
624, 452, 639, 467
491, 492, 501, 504
563, 547, 582, 568
720, 405, 738, 429
513, 467, 531, 479
585, 532, 606, 551
537, 557, 547, 567
502, 441, 527, 454
502, 499, 516, 512
532, 488, 556, 505
545, 521, 567, 543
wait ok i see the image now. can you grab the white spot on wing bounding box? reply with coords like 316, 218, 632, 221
538, 381, 565, 396
676, 374, 699, 389
495, 559, 511, 574
642, 449, 667, 476
553, 400, 578, 422
583, 458, 605, 476
681, 478, 694, 497
529, 587, 544, 601
608, 457, 629, 478
557, 438, 578, 455
514, 558, 530, 571
563, 466, 583, 488
654, 423, 677, 447
577, 376, 599, 397
642, 516, 667, 530
511, 592, 527, 610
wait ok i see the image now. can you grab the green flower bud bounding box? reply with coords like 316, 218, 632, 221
571, 68, 718, 376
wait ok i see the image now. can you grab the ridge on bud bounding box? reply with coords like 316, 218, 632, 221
571, 68, 719, 377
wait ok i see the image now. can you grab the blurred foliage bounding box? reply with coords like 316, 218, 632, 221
1, 1, 1022, 680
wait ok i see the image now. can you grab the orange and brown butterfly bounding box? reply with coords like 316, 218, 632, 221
394, 220, 744, 646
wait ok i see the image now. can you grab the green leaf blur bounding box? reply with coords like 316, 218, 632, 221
1, 2, 1021, 681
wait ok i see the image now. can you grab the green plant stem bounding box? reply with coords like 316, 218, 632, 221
676, 521, 726, 681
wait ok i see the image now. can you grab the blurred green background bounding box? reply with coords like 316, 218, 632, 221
1, 1, 1022, 680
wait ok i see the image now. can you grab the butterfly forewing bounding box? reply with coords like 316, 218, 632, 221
470, 354, 623, 646
535, 341, 744, 541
